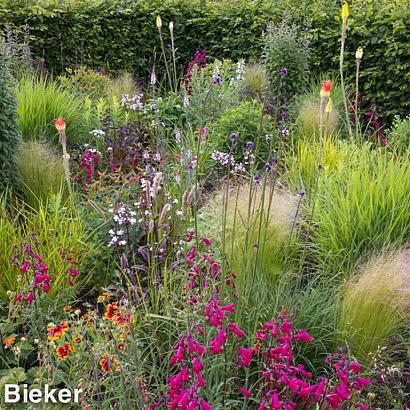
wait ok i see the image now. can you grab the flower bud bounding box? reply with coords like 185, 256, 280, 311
325, 97, 333, 114
169, 21, 174, 32
355, 47, 364, 60
156, 15, 162, 29
341, 3, 349, 25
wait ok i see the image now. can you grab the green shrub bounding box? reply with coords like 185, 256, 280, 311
16, 141, 65, 209
262, 19, 310, 95
208, 100, 275, 160
0, 59, 20, 192
16, 76, 88, 143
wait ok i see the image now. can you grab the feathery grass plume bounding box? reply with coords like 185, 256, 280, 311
16, 141, 65, 209
243, 63, 267, 97
199, 182, 298, 290
105, 72, 137, 100
337, 249, 410, 361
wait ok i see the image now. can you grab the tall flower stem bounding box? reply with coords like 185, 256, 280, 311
156, 16, 173, 91
354, 47, 363, 138
340, 3, 353, 139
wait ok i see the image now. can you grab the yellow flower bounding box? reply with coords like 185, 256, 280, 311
156, 15, 162, 29
341, 3, 349, 24
355, 47, 364, 60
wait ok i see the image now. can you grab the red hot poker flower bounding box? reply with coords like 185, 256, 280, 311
320, 80, 332, 98
54, 117, 66, 131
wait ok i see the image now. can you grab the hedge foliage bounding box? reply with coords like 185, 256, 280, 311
0, 0, 409, 122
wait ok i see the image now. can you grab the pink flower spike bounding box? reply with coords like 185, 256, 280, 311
192, 357, 204, 373
270, 392, 282, 409
221, 303, 235, 314
19, 261, 30, 273
15, 293, 23, 302
237, 347, 252, 368
238, 386, 252, 398
186, 246, 196, 264
258, 399, 266, 410
294, 329, 314, 342
199, 399, 214, 410
26, 292, 35, 304
350, 361, 361, 374
353, 377, 372, 390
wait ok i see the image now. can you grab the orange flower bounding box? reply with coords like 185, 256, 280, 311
63, 305, 73, 313
99, 355, 121, 373
320, 80, 332, 98
48, 321, 69, 341
54, 117, 66, 131
74, 336, 82, 343
56, 342, 74, 360
104, 302, 119, 320
97, 292, 112, 302
3, 336, 16, 347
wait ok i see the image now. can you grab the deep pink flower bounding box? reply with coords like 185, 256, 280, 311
238, 347, 252, 368
221, 303, 235, 313
209, 329, 227, 354
353, 377, 372, 390
69, 268, 79, 277
192, 357, 204, 373
239, 386, 252, 398
199, 399, 214, 410
258, 399, 267, 410
19, 261, 30, 273
270, 392, 282, 409
350, 361, 361, 374
294, 329, 314, 342
186, 247, 196, 264
26, 292, 35, 304
199, 237, 211, 246
15, 293, 23, 302
356, 403, 372, 410
228, 322, 245, 339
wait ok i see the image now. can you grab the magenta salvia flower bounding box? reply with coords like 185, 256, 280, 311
237, 347, 253, 368
294, 329, 314, 342
239, 386, 252, 398
228, 322, 245, 339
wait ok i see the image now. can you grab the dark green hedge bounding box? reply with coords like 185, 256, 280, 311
1, 0, 409, 122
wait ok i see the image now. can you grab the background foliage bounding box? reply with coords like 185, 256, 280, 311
0, 0, 408, 123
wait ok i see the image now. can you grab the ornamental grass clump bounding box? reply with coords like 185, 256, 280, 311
337, 249, 410, 361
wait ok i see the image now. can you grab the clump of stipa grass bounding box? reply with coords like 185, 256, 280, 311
199, 182, 298, 290
105, 72, 138, 100
336, 248, 410, 361
16, 140, 65, 209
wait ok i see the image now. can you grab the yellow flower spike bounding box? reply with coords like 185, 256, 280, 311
341, 3, 349, 24
355, 47, 364, 60
156, 15, 162, 29
325, 97, 333, 114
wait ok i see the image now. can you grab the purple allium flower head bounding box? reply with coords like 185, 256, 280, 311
280, 111, 289, 121
246, 141, 254, 150
280, 67, 288, 77
254, 174, 261, 185
212, 74, 222, 85
299, 189, 306, 197
230, 132, 238, 141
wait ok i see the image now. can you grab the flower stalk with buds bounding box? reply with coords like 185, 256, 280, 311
55, 117, 72, 197
156, 15, 173, 91
355, 47, 364, 136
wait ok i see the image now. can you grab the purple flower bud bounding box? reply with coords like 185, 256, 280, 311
246, 141, 254, 150
299, 189, 306, 197
230, 132, 238, 141
212, 75, 222, 85
279, 67, 288, 77
254, 174, 261, 185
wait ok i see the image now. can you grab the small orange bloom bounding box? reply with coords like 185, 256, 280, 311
48, 321, 69, 341
56, 342, 74, 360
104, 302, 119, 320
63, 305, 73, 313
74, 336, 82, 343
54, 117, 66, 131
3, 336, 16, 347
97, 292, 112, 302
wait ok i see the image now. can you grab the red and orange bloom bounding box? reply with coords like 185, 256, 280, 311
74, 335, 82, 343
320, 80, 332, 98
56, 342, 74, 360
104, 302, 119, 320
63, 305, 73, 313
3, 336, 16, 348
48, 321, 69, 341
117, 343, 126, 351
54, 117, 66, 132
114, 311, 132, 327
99, 355, 121, 373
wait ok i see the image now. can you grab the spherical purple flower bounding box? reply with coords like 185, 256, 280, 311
230, 132, 238, 141
280, 111, 289, 121
254, 174, 261, 185
279, 67, 288, 78
212, 74, 222, 85
246, 141, 254, 150
298, 189, 306, 197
